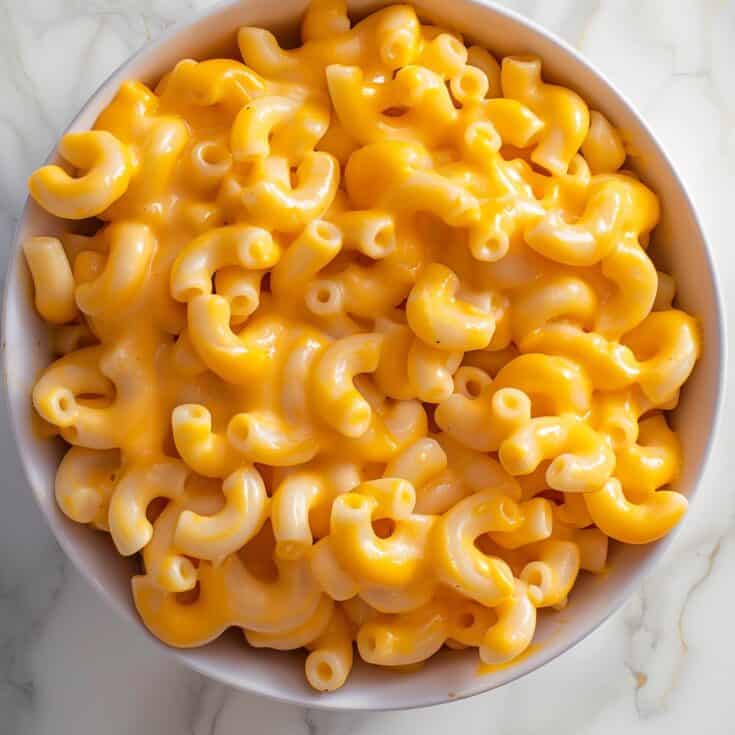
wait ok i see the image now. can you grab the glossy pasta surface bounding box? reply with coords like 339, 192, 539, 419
25, 0, 700, 693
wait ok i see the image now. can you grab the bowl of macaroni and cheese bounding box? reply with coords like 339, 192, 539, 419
3, 0, 724, 710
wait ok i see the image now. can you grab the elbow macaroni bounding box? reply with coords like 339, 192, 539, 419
25, 1, 701, 692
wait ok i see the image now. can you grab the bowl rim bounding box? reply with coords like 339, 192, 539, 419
2, 0, 726, 712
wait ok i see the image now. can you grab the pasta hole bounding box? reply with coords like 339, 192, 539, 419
607, 423, 631, 448
175, 583, 200, 605
179, 286, 205, 302
190, 405, 207, 420
373, 225, 394, 252
231, 294, 256, 315
381, 106, 409, 118
372, 518, 395, 539
146, 497, 168, 524
317, 661, 333, 681
524, 567, 544, 589
465, 379, 483, 398
199, 142, 230, 166
56, 394, 72, 414
171, 557, 197, 588
306, 280, 343, 315
312, 220, 341, 245
498, 390, 522, 413
457, 612, 475, 629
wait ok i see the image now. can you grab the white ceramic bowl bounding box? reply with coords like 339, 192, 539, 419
2, 0, 725, 711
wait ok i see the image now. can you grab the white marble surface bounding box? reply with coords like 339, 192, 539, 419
1, 0, 734, 732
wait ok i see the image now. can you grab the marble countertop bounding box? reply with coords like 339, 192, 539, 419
1, 0, 734, 732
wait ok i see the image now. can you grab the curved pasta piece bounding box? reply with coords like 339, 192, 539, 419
329, 491, 435, 587
345, 139, 479, 226
161, 58, 265, 111
29, 130, 135, 219
520, 539, 580, 607
466, 45, 501, 97
445, 596, 497, 647
223, 553, 324, 634
493, 353, 592, 416
431, 490, 519, 606
353, 478, 416, 520
479, 580, 536, 665
584, 477, 688, 544
131, 564, 231, 647
174, 466, 269, 560
384, 437, 448, 491
528, 174, 659, 268
305, 606, 354, 692
623, 310, 700, 406
512, 275, 597, 343
327, 64, 458, 147
310, 536, 360, 601
329, 209, 396, 259
272, 472, 329, 560
108, 459, 189, 556
239, 151, 340, 233
357, 600, 449, 666
75, 223, 156, 317
185, 139, 233, 194
301, 0, 350, 42
475, 98, 544, 148
32, 345, 116, 447
373, 318, 414, 400
581, 110, 626, 174
436, 366, 531, 452
143, 489, 222, 592
55, 446, 120, 527
588, 388, 642, 450
23, 237, 78, 324
187, 296, 286, 383
238, 4, 422, 87
170, 225, 280, 302
501, 56, 589, 175
407, 339, 462, 403
520, 322, 640, 391
336, 381, 428, 463
615, 414, 682, 499
499, 416, 615, 492
172, 404, 242, 478
310, 333, 383, 438
490, 497, 554, 550
407, 263, 496, 351
270, 219, 343, 306
245, 594, 334, 649
227, 410, 320, 466
231, 95, 330, 163
213, 266, 264, 324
